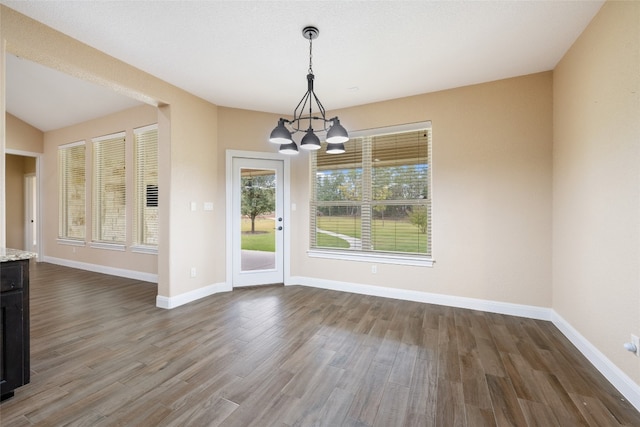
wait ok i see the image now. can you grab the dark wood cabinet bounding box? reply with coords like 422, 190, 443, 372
1, 259, 30, 401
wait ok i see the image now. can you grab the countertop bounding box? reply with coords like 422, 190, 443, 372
0, 248, 38, 263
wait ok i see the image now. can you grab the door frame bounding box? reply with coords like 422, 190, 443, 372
24, 173, 37, 253
5, 149, 42, 260
225, 150, 291, 288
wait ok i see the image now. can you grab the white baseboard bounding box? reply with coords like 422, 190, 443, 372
43, 256, 158, 283
156, 282, 232, 309
552, 312, 640, 411
287, 276, 552, 320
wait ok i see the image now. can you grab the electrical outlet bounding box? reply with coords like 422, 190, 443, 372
190, 267, 197, 278
632, 334, 640, 357
371, 265, 377, 274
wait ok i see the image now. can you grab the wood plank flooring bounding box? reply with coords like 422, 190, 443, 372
2, 262, 639, 426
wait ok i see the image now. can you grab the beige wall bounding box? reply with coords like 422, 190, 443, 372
218, 72, 554, 307
1, 6, 219, 298
307, 74, 553, 306
42, 105, 158, 274
553, 0, 640, 383
6, 112, 44, 153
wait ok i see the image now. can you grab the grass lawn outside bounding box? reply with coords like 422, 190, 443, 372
241, 217, 275, 252
242, 215, 428, 254
316, 232, 351, 249
317, 215, 428, 253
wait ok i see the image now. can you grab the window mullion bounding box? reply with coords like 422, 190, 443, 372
309, 151, 318, 248
361, 136, 372, 251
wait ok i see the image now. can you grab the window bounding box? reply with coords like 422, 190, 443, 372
133, 124, 159, 247
92, 132, 126, 246
58, 141, 86, 241
310, 124, 432, 263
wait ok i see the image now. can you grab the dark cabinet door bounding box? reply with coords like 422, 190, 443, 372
0, 291, 24, 400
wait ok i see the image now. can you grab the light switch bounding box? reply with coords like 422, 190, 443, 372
190, 202, 197, 211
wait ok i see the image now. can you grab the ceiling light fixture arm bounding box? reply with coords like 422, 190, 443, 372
287, 72, 330, 133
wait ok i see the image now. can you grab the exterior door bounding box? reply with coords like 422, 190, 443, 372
231, 157, 284, 286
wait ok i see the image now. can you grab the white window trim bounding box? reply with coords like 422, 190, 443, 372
131, 244, 158, 255
348, 121, 432, 138
93, 131, 126, 143
308, 248, 434, 267
134, 124, 158, 134
57, 238, 86, 247
58, 140, 86, 149
89, 242, 126, 251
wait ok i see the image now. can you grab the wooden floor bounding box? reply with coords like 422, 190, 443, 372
2, 262, 640, 426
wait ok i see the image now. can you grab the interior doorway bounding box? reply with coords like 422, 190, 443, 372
4, 152, 41, 258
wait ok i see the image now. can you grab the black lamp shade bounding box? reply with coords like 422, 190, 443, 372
326, 142, 345, 154
269, 120, 293, 144
279, 141, 299, 155
300, 128, 321, 150
326, 118, 349, 143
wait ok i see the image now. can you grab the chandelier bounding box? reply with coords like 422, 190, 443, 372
269, 26, 349, 155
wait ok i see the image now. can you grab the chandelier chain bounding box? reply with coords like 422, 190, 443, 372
308, 34, 313, 74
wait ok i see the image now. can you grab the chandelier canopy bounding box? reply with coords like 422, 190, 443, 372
269, 26, 349, 155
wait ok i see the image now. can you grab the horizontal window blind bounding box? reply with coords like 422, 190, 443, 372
58, 141, 86, 240
370, 130, 430, 254
311, 126, 431, 256
92, 132, 126, 244
134, 124, 159, 246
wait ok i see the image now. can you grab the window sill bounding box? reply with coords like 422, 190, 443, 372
307, 249, 434, 267
90, 242, 126, 251
131, 245, 158, 255
57, 239, 86, 247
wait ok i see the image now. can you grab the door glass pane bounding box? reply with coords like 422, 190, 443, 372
240, 168, 276, 271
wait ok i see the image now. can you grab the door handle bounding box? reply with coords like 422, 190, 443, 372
277, 226, 283, 231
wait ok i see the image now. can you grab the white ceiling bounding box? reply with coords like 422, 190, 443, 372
3, 1, 604, 132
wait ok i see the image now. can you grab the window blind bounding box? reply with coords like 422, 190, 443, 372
311, 126, 431, 256
311, 138, 363, 249
58, 141, 86, 240
134, 124, 159, 246
370, 130, 430, 254
92, 132, 126, 244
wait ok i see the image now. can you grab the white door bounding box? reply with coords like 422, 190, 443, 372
24, 174, 37, 253
232, 157, 284, 286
